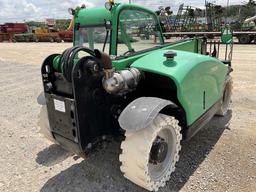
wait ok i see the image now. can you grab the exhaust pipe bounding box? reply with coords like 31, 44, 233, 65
95, 49, 141, 95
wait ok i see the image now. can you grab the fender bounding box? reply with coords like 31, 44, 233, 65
131, 49, 228, 126
118, 97, 177, 132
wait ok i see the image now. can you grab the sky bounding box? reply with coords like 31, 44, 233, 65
0, 0, 247, 23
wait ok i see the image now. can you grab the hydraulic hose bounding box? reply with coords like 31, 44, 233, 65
58, 46, 113, 82
60, 46, 96, 82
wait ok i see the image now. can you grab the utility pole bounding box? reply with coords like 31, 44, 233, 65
129, 0, 131, 4
205, 0, 208, 25
225, 0, 230, 25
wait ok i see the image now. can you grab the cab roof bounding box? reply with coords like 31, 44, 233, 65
75, 3, 158, 26
76, 7, 112, 25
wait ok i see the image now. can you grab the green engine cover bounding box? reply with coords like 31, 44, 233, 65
131, 50, 228, 125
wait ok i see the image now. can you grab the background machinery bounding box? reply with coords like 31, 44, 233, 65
161, 2, 256, 44
0, 23, 28, 42
37, 2, 233, 191
58, 18, 74, 42
170, 4, 204, 32
237, 15, 256, 43
13, 19, 73, 43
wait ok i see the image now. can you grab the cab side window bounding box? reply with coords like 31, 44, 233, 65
117, 9, 162, 56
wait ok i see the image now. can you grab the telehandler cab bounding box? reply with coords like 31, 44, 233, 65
38, 1, 233, 191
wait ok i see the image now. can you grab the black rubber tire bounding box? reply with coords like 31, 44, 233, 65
238, 35, 251, 44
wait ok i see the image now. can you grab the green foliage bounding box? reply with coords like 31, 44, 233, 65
225, 0, 256, 30
25, 19, 71, 31
26, 21, 45, 28
227, 0, 256, 20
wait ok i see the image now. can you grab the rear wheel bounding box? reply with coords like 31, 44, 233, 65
216, 76, 233, 116
238, 35, 251, 44
119, 114, 182, 191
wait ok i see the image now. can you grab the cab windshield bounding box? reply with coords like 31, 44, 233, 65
117, 9, 163, 56
74, 26, 110, 54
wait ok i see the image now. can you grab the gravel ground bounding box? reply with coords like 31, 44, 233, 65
0, 43, 255, 192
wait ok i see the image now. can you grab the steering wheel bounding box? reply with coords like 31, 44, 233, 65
123, 49, 135, 56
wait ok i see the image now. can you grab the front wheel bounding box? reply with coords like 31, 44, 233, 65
119, 114, 182, 191
216, 76, 233, 116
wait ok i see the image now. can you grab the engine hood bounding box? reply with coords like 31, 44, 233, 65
131, 49, 224, 84
131, 49, 228, 126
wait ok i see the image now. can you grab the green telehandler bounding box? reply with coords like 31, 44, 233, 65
37, 1, 233, 191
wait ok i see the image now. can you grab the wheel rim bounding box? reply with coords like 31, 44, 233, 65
148, 127, 176, 181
